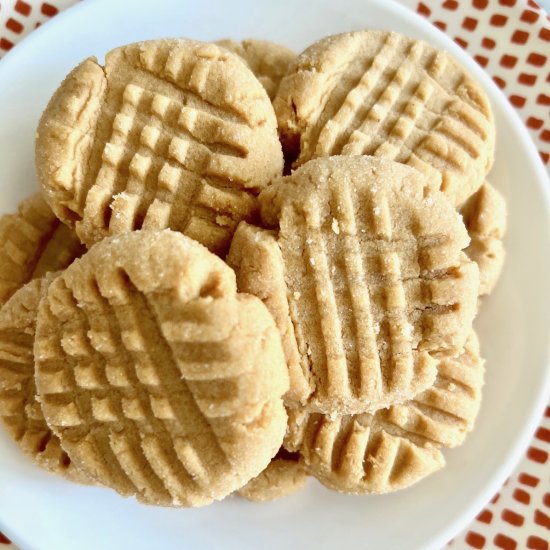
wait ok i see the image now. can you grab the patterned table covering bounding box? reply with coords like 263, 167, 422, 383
0, 1, 548, 548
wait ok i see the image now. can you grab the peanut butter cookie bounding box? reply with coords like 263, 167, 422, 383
0, 193, 84, 306
36, 39, 283, 254
460, 182, 506, 296
228, 156, 479, 414
216, 39, 295, 99
274, 31, 494, 205
285, 333, 484, 494
35, 230, 289, 506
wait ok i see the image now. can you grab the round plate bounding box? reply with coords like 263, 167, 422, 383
0, 0, 549, 549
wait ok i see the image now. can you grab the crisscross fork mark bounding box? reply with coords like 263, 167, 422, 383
299, 192, 348, 404
367, 192, 417, 394
366, 48, 448, 160
83, 85, 154, 231
291, 34, 367, 158
110, 90, 205, 233
368, 75, 438, 161
80, 282, 189, 500
382, 398, 469, 448
114, 273, 235, 485
399, 78, 491, 185
38, 280, 147, 496
0, 208, 60, 291
325, 416, 371, 477
0, 328, 35, 431
313, 32, 404, 158
328, 179, 383, 400
82, 49, 258, 236
89, 83, 254, 241
75, 275, 205, 502
0, 327, 34, 376
390, 51, 490, 161
336, 38, 428, 157
304, 413, 431, 486
98, 87, 201, 231
114, 85, 247, 162
280, 183, 450, 408
134, 43, 252, 125
381, 337, 482, 447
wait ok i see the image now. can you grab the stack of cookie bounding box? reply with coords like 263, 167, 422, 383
0, 31, 506, 506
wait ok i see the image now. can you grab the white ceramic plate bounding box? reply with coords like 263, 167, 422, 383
0, 0, 549, 549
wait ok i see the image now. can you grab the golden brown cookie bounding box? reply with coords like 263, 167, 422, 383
216, 39, 296, 100
228, 156, 479, 414
460, 182, 506, 296
36, 39, 284, 255
286, 409, 444, 494
274, 30, 495, 206
0, 193, 84, 307
379, 332, 484, 448
34, 230, 289, 506
237, 451, 307, 502
285, 333, 484, 494
0, 276, 88, 482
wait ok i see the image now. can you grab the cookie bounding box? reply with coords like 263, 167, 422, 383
216, 39, 296, 99
228, 156, 479, 414
237, 450, 307, 502
0, 193, 84, 307
227, 222, 311, 406
460, 182, 506, 296
285, 409, 444, 494
274, 30, 495, 206
0, 276, 88, 482
285, 333, 484, 494
34, 230, 289, 506
36, 39, 284, 255
378, 331, 484, 448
